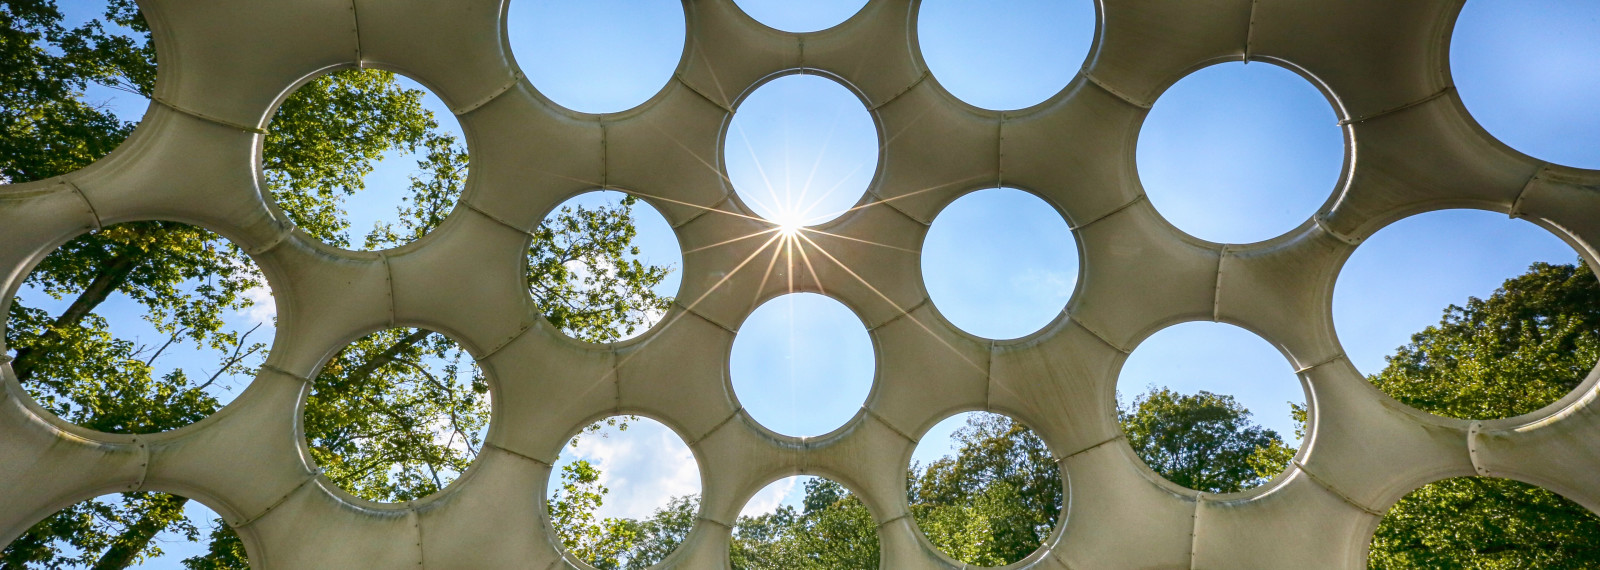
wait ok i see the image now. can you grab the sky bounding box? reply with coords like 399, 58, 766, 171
15, 0, 1600, 566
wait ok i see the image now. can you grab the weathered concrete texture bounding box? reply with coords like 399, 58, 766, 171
3, 0, 1598, 568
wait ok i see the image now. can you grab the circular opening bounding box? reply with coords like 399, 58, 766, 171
547, 416, 701, 569
508, 0, 686, 114
725, 74, 879, 229
1116, 322, 1304, 493
1370, 477, 1600, 567
730, 293, 875, 438
1334, 210, 1596, 421
732, 476, 881, 567
909, 411, 1063, 567
263, 69, 467, 251
1, 0, 155, 184
733, 0, 868, 33
922, 188, 1078, 340
2, 493, 248, 567
530, 191, 682, 343
1137, 62, 1344, 244
916, 0, 1094, 111
6, 222, 273, 434
1452, 0, 1600, 169
303, 328, 490, 503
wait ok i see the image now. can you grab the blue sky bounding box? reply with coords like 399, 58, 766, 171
19, 0, 1600, 565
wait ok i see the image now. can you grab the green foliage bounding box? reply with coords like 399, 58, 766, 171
303, 328, 490, 502
1369, 477, 1600, 569
617, 495, 698, 569
909, 413, 1062, 566
262, 69, 435, 246
1367, 262, 1600, 568
730, 479, 879, 570
548, 461, 638, 569
2, 2, 672, 567
1371, 262, 1600, 421
178, 520, 248, 570
0, 0, 146, 183
1119, 388, 1292, 493
0, 492, 194, 570
529, 195, 675, 343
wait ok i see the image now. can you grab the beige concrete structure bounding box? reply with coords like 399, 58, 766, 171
3, 0, 1599, 567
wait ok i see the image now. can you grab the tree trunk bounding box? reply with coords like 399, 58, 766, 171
345, 328, 433, 381
89, 496, 187, 570
10, 247, 146, 382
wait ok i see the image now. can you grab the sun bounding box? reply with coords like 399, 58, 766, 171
772, 209, 806, 237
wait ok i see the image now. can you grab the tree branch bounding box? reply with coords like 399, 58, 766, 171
12, 246, 147, 382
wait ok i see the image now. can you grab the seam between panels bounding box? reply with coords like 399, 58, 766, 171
1337, 86, 1453, 126
152, 97, 268, 134
1467, 420, 1490, 476
1188, 493, 1202, 569
1079, 70, 1153, 109
477, 321, 533, 361
868, 71, 930, 111
1313, 214, 1362, 246
59, 179, 102, 231
685, 407, 742, 447
609, 346, 622, 417
866, 297, 930, 332
246, 224, 298, 256
598, 117, 609, 190
378, 252, 396, 327
1509, 164, 1549, 219
1069, 194, 1146, 232
1212, 245, 1232, 322
259, 364, 311, 383
463, 202, 535, 238
1292, 460, 1385, 516
1058, 434, 1125, 463
232, 468, 324, 527
410, 509, 424, 567
1068, 315, 1132, 354
130, 435, 150, 491
995, 114, 1007, 189
698, 515, 733, 530
862, 406, 917, 444
452, 72, 524, 116
674, 301, 738, 335
671, 194, 733, 229
868, 189, 932, 227
673, 73, 735, 114
984, 340, 996, 410
1293, 352, 1344, 374
486, 442, 552, 467
1243, 0, 1260, 62
1049, 543, 1077, 570
876, 512, 911, 530
348, 0, 362, 64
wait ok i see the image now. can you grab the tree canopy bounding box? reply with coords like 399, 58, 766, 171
1366, 261, 1600, 568
1, 2, 674, 567
1119, 387, 1296, 494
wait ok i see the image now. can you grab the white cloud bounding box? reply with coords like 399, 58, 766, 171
566, 420, 701, 521
239, 284, 277, 325
738, 477, 798, 518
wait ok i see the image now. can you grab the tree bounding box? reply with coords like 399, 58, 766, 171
1, 2, 674, 567
547, 461, 639, 569
1367, 261, 1600, 568
731, 479, 879, 570
1119, 388, 1294, 494
908, 413, 1062, 566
